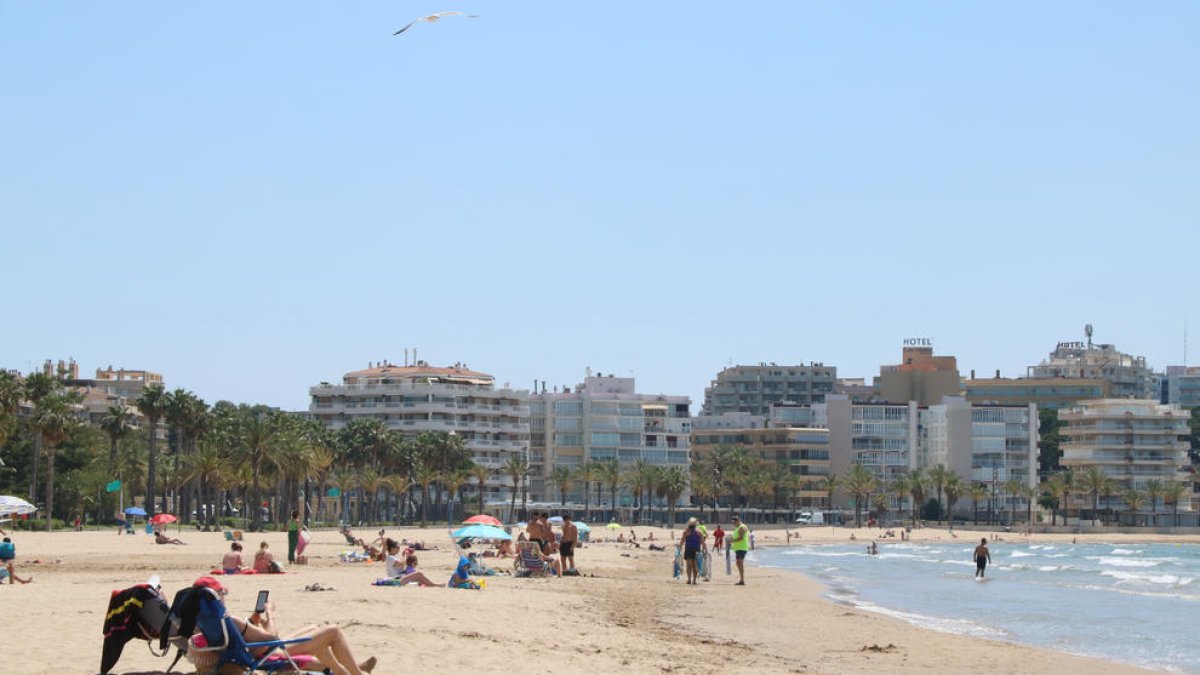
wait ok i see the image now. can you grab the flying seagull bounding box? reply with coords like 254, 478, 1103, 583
394, 11, 478, 35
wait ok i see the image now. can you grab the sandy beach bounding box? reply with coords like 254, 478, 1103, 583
3, 524, 1191, 674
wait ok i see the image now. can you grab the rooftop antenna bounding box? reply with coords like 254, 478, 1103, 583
1185, 320, 1189, 366
1085, 323, 1093, 349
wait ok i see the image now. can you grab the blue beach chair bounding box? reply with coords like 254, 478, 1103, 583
186, 586, 328, 674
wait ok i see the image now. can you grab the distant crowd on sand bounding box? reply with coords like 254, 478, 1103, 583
675, 516, 752, 585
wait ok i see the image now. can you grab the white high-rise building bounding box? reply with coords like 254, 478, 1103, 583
309, 360, 530, 501
529, 373, 691, 504
1060, 399, 1192, 514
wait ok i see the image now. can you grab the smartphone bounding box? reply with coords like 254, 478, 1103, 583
254, 590, 269, 614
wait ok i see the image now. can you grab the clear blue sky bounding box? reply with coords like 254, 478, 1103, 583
2, 2, 1197, 411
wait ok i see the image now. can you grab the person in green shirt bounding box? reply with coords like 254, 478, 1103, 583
287, 510, 301, 564
729, 515, 750, 585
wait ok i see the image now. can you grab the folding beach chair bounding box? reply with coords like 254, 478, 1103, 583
513, 541, 549, 578
186, 586, 328, 674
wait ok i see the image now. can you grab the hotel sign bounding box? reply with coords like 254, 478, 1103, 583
1056, 341, 1085, 350
903, 338, 932, 347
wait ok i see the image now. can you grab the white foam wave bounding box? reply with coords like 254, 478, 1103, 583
1009, 550, 1035, 558
1096, 557, 1160, 568
1100, 570, 1188, 586
844, 599, 1009, 639
1109, 548, 1142, 555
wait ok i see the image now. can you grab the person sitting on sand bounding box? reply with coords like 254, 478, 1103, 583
448, 555, 482, 589
495, 540, 514, 557
384, 540, 436, 587
200, 577, 377, 675
222, 542, 248, 574
0, 537, 32, 584
154, 529, 186, 545
254, 541, 283, 573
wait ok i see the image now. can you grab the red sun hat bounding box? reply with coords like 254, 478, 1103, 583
193, 576, 227, 594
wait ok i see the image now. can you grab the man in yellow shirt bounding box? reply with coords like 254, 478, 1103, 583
729, 515, 750, 585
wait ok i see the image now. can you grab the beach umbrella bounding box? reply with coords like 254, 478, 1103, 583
0, 495, 37, 516
450, 524, 512, 541
462, 514, 503, 527
149, 513, 177, 525
574, 522, 592, 533
548, 516, 564, 525
606, 522, 621, 530
123, 506, 147, 517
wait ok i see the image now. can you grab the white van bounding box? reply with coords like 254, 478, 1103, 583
795, 511, 824, 525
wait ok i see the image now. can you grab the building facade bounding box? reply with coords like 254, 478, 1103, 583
1059, 399, 1192, 513
701, 363, 836, 417
529, 374, 690, 504
309, 361, 530, 501
690, 425, 831, 508
815, 396, 918, 483
1164, 366, 1200, 408
877, 342, 961, 406
963, 377, 1110, 411
1027, 339, 1158, 400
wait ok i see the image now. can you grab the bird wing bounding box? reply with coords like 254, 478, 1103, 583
394, 11, 478, 35
393, 20, 417, 35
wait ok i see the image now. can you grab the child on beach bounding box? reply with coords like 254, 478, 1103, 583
0, 537, 33, 584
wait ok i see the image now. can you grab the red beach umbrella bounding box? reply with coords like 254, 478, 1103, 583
149, 513, 177, 525
462, 514, 503, 527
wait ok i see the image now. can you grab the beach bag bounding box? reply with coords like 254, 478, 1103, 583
0, 541, 14, 561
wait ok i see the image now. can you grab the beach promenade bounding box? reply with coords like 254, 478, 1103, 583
2, 525, 1181, 674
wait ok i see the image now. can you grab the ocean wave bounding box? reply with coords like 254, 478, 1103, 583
1100, 570, 1189, 586
1076, 583, 1200, 601
846, 600, 1010, 639
1009, 550, 1035, 558
782, 550, 861, 558
1095, 557, 1161, 568
1109, 548, 1143, 555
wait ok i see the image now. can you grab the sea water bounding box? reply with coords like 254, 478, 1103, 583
756, 540, 1200, 672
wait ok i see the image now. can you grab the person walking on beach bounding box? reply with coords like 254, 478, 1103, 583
560, 514, 579, 576
287, 510, 301, 564
712, 524, 725, 552
730, 515, 750, 585
974, 538, 992, 578
678, 518, 706, 584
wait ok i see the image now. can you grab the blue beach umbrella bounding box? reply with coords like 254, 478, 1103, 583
451, 524, 512, 540
123, 506, 147, 517
574, 521, 592, 534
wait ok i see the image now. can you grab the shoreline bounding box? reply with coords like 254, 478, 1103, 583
1, 525, 1183, 673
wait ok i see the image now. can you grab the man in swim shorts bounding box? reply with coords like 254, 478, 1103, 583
974, 537, 991, 578
559, 514, 578, 575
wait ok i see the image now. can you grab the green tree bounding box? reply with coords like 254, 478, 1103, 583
843, 464, 876, 528
1046, 474, 1068, 526
0, 371, 22, 447
1144, 479, 1165, 527
470, 463, 492, 515
551, 465, 573, 507
574, 461, 599, 520
944, 473, 963, 524
820, 473, 839, 514
136, 383, 168, 517
927, 464, 951, 524
1038, 408, 1065, 472
1164, 481, 1188, 527
1003, 477, 1024, 525
1122, 488, 1146, 526
970, 482, 989, 525
905, 469, 928, 527
658, 466, 688, 527
1079, 466, 1107, 525
22, 371, 58, 503
502, 453, 529, 522
597, 459, 620, 522
35, 391, 80, 531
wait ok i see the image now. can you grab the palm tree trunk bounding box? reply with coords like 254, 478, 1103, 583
44, 442, 56, 531
30, 434, 42, 503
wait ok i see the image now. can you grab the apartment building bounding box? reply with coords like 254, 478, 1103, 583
309, 360, 530, 501
529, 373, 690, 504
1059, 399, 1192, 513
1027, 338, 1158, 400
1163, 366, 1200, 408
701, 363, 836, 417
691, 424, 831, 508
877, 341, 962, 406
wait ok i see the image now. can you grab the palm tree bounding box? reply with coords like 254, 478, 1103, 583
550, 466, 574, 507
658, 466, 688, 527
1122, 488, 1146, 526
136, 383, 168, 517
969, 482, 988, 525
237, 407, 281, 531
574, 461, 599, 521
906, 468, 927, 526
99, 406, 135, 476
927, 464, 951, 524
443, 467, 471, 524
820, 473, 839, 515
1046, 474, 1068, 526
22, 371, 57, 503
843, 464, 876, 528
1163, 481, 1188, 527
944, 474, 963, 525
689, 464, 719, 523
628, 459, 656, 523
501, 453, 529, 523
0, 371, 23, 447
467, 463, 490, 516
1100, 477, 1118, 524
184, 443, 226, 529
1019, 484, 1036, 526
596, 459, 620, 523
1144, 479, 1165, 527
1003, 478, 1023, 526
413, 462, 438, 525
1079, 466, 1107, 525
35, 392, 78, 531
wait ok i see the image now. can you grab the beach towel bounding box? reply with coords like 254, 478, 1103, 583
209, 568, 258, 575
295, 529, 311, 556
